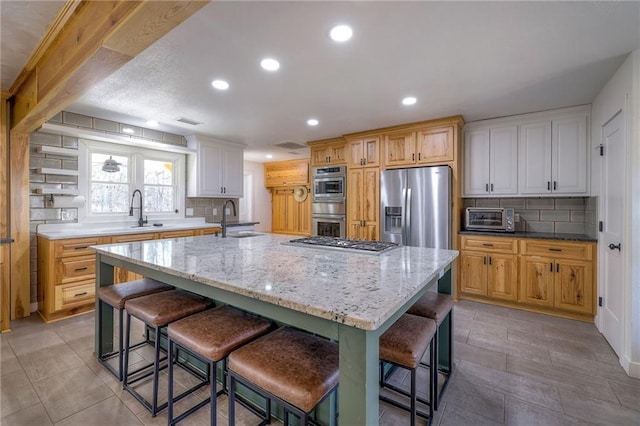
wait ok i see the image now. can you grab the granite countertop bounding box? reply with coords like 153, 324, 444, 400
37, 218, 218, 240
92, 233, 459, 330
459, 230, 597, 242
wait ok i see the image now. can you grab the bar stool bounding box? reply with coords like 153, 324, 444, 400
407, 292, 454, 409
167, 306, 272, 426
122, 289, 212, 417
228, 327, 339, 426
379, 314, 437, 426
97, 278, 173, 380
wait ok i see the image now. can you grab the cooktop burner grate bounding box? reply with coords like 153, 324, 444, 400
288, 236, 399, 253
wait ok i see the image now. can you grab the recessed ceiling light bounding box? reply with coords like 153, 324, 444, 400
402, 96, 417, 106
330, 25, 353, 42
266, 154, 273, 159
211, 80, 229, 90
122, 127, 134, 134
260, 58, 280, 71
307, 119, 319, 126
146, 120, 159, 127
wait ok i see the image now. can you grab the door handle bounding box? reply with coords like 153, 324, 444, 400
608, 243, 621, 251
547, 181, 551, 191
485, 183, 489, 192
0, 238, 14, 244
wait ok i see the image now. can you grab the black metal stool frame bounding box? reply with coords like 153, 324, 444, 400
419, 311, 453, 410
228, 370, 338, 426
122, 312, 208, 417
379, 340, 435, 426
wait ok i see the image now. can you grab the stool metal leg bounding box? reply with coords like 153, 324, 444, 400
229, 375, 236, 424
122, 312, 131, 390
152, 325, 161, 417
210, 359, 216, 426
168, 339, 175, 424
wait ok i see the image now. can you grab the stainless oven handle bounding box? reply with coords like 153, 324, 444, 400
312, 216, 345, 221
313, 177, 344, 183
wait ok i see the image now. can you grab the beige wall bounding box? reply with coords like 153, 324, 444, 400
243, 160, 271, 233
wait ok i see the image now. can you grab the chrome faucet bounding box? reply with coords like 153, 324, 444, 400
129, 189, 147, 227
221, 199, 237, 238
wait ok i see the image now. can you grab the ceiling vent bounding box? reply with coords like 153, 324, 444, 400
176, 117, 203, 126
274, 141, 307, 150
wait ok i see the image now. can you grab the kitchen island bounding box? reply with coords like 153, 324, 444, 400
92, 233, 458, 425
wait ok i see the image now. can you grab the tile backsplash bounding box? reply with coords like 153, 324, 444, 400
463, 197, 598, 238
185, 197, 240, 223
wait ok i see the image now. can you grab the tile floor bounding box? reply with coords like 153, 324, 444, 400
1, 300, 639, 425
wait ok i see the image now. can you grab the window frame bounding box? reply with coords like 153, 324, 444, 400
78, 139, 185, 223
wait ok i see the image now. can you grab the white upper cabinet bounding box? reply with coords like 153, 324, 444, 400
186, 135, 245, 198
463, 126, 517, 196
464, 105, 590, 197
518, 122, 552, 194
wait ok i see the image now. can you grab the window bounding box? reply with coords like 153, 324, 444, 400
79, 140, 185, 222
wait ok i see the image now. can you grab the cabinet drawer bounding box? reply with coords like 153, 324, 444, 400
58, 255, 95, 282
199, 227, 222, 235
157, 230, 195, 239
460, 236, 517, 253
54, 281, 95, 312
520, 239, 593, 260
110, 233, 155, 243
54, 237, 104, 258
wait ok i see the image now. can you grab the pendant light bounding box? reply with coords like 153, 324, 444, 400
101, 156, 121, 173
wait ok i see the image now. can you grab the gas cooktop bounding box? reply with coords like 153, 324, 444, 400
286, 236, 399, 255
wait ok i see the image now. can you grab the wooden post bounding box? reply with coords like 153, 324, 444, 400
1, 94, 11, 331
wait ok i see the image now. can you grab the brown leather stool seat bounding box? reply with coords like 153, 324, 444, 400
122, 290, 212, 417
379, 314, 437, 426
96, 278, 173, 381
228, 327, 339, 425
166, 306, 272, 426
406, 292, 454, 409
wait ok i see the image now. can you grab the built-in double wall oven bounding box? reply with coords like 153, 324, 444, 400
311, 166, 346, 238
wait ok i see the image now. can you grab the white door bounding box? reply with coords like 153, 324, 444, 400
489, 126, 518, 195
601, 112, 625, 356
518, 121, 552, 194
463, 129, 490, 196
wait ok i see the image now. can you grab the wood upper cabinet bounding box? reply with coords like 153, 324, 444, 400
346, 136, 380, 168
384, 126, 455, 167
347, 168, 379, 240
519, 239, 594, 315
416, 126, 454, 164
264, 160, 309, 187
459, 235, 518, 301
309, 139, 346, 167
383, 131, 416, 167
270, 187, 311, 236
463, 126, 518, 196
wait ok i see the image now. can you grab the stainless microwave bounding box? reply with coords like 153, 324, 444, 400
465, 207, 515, 232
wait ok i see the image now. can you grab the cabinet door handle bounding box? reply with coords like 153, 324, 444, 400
556, 263, 560, 273
482, 243, 494, 247
418, 152, 421, 161
483, 256, 487, 265
363, 158, 367, 165
412, 153, 415, 161
490, 183, 494, 192
485, 183, 489, 192
550, 262, 553, 272
74, 267, 88, 272
488, 256, 492, 265
74, 246, 89, 250
328, 156, 331, 163
553, 181, 557, 190
74, 292, 88, 297
547, 181, 551, 191
220, 187, 223, 193
548, 248, 562, 252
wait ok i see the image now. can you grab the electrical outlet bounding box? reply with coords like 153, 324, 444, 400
186, 208, 194, 216
515, 213, 520, 222
212, 208, 218, 216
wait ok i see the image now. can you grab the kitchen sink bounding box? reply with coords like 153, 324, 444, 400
227, 231, 263, 238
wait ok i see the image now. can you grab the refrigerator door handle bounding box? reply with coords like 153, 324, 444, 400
401, 187, 407, 244
405, 188, 412, 246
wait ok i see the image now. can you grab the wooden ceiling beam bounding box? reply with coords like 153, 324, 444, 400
10, 0, 208, 133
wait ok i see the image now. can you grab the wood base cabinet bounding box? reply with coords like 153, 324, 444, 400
460, 236, 518, 301
459, 235, 596, 321
271, 187, 311, 236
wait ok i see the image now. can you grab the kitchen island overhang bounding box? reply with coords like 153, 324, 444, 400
92, 233, 458, 425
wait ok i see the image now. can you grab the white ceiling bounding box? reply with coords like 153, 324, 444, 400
2, 2, 640, 162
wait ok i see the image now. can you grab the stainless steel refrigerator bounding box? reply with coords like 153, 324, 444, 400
380, 165, 452, 249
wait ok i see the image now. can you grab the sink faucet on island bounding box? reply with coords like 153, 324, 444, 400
129, 189, 147, 228
221, 199, 237, 238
